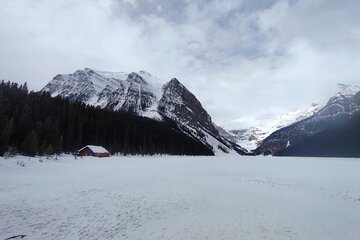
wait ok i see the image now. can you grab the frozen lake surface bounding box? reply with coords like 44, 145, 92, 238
1, 155, 360, 240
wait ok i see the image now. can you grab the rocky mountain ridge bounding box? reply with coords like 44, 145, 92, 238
42, 68, 246, 155
255, 84, 360, 156
222, 83, 360, 152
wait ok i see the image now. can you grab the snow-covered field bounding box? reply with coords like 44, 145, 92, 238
1, 155, 359, 240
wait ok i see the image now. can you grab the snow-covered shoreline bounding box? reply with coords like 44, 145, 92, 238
1, 155, 359, 239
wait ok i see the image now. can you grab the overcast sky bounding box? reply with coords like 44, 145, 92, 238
1, 0, 359, 126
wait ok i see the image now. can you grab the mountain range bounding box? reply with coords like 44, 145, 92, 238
220, 103, 322, 151
42, 68, 360, 157
221, 84, 360, 152
255, 84, 360, 157
42, 68, 246, 155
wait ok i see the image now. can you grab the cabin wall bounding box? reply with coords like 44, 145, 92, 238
94, 153, 111, 158
78, 148, 94, 157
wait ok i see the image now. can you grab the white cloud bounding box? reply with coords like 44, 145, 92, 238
0, 0, 359, 126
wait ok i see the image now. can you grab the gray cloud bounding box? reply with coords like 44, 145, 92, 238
0, 0, 359, 126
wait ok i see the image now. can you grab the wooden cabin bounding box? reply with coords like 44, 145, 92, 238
78, 145, 110, 158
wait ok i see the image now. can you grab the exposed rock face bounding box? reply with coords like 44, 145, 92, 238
159, 78, 218, 136
256, 87, 360, 157
120, 73, 157, 113
215, 126, 236, 143
46, 71, 98, 103
42, 68, 245, 155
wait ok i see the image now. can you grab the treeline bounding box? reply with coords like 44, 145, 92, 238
0, 81, 214, 156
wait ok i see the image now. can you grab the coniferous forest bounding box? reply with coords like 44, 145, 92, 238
0, 81, 214, 156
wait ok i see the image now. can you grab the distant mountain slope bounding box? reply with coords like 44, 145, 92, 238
222, 104, 323, 151
255, 85, 360, 157
222, 83, 360, 152
42, 68, 246, 155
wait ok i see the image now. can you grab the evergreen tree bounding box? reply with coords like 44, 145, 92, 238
57, 136, 63, 154
2, 118, 14, 148
40, 140, 48, 155
22, 131, 38, 156
45, 144, 54, 155
20, 82, 28, 93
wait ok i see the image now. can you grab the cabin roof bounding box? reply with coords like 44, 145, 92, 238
78, 145, 109, 154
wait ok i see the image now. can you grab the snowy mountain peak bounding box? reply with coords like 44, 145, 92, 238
160, 77, 218, 136
336, 83, 360, 96
42, 69, 245, 155
128, 72, 147, 84
169, 78, 181, 85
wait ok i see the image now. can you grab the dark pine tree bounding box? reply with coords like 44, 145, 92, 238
22, 130, 38, 156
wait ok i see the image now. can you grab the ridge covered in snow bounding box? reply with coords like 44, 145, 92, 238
42, 68, 246, 155
255, 83, 360, 156
43, 68, 164, 120
221, 83, 360, 151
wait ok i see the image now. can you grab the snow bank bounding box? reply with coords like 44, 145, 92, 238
1, 155, 359, 239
